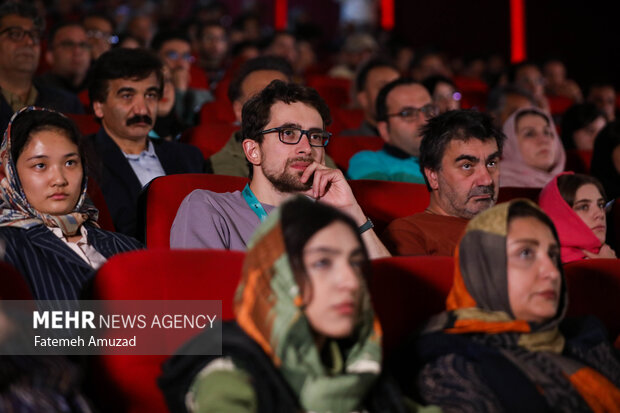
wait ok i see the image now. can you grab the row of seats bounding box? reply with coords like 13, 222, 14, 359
5, 250, 609, 413
2, 245, 618, 412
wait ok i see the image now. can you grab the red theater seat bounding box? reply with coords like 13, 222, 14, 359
199, 100, 236, 125
331, 107, 365, 135
66, 113, 100, 136
139, 174, 248, 247
547, 95, 574, 116
0, 260, 33, 300
326, 135, 383, 171
307, 75, 352, 108
349, 180, 430, 233
565, 150, 593, 174
564, 259, 620, 345
185, 122, 240, 159
370, 256, 454, 356
87, 177, 115, 232
498, 186, 541, 203
90, 249, 245, 413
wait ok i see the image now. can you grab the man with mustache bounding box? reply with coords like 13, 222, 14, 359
382, 110, 505, 256
171, 80, 390, 259
348, 78, 435, 182
0, 2, 84, 133
90, 47, 204, 237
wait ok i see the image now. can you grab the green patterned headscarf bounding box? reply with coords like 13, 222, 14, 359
234, 197, 382, 413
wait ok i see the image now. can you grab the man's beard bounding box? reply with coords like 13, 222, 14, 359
263, 157, 314, 193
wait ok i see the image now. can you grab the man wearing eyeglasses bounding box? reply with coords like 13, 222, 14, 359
348, 78, 434, 183
0, 2, 84, 132
151, 30, 212, 128
171, 80, 390, 259
38, 23, 91, 95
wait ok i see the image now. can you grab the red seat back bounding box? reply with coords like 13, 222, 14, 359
307, 75, 352, 108
564, 149, 593, 174
498, 186, 542, 203
66, 113, 100, 136
326, 136, 383, 171
331, 107, 365, 135
87, 177, 115, 232
370, 256, 454, 356
349, 180, 430, 234
564, 259, 620, 343
547, 95, 574, 116
199, 100, 236, 125
185, 122, 239, 159
90, 249, 245, 413
141, 174, 248, 248
0, 260, 33, 300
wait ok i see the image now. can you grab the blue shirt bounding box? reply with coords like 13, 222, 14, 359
347, 144, 425, 183
124, 140, 166, 187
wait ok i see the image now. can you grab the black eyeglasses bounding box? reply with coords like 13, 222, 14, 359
0, 26, 42, 44
387, 104, 438, 122
257, 126, 331, 147
164, 50, 195, 63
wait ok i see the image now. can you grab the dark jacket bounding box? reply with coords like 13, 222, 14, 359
0, 81, 84, 133
91, 128, 205, 238
0, 224, 141, 300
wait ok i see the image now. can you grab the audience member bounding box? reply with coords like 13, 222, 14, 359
38, 22, 91, 95
89, 48, 204, 237
539, 172, 616, 262
261, 31, 297, 65
591, 121, 620, 200
410, 51, 451, 82
171, 80, 389, 258
486, 84, 536, 128
197, 21, 229, 89
0, 1, 84, 133
422, 75, 461, 114
587, 83, 617, 122
382, 110, 504, 256
161, 197, 418, 413
508, 61, 550, 112
340, 58, 399, 137
125, 14, 155, 48
83, 13, 117, 60
408, 200, 620, 411
151, 29, 212, 127
348, 78, 434, 182
543, 59, 583, 102
500, 107, 565, 187
327, 32, 378, 80
149, 65, 184, 141
560, 103, 606, 151
208, 56, 292, 176
0, 108, 141, 300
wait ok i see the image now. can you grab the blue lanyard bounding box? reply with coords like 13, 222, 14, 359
242, 184, 269, 222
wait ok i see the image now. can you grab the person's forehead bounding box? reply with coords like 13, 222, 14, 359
443, 138, 498, 162
161, 38, 190, 52
366, 66, 399, 86
387, 84, 431, 109
54, 25, 87, 41
267, 100, 322, 127
517, 65, 542, 78
0, 14, 35, 30
241, 70, 288, 99
107, 73, 159, 92
84, 16, 112, 32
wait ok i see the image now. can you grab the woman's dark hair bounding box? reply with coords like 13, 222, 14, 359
556, 173, 606, 207
560, 103, 606, 150
591, 121, 620, 200
507, 200, 561, 269
280, 197, 368, 293
10, 110, 85, 171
